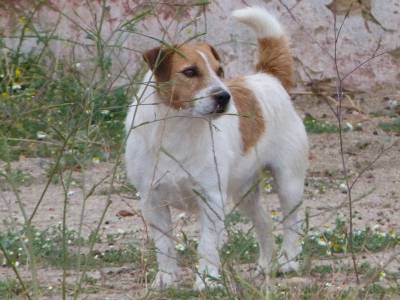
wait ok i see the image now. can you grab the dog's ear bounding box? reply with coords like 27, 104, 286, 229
208, 44, 221, 62
143, 47, 172, 82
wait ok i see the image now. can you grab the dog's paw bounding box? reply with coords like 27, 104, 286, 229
152, 271, 178, 289
278, 252, 300, 274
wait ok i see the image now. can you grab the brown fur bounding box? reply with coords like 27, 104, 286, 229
256, 37, 294, 91
143, 43, 221, 110
227, 78, 266, 154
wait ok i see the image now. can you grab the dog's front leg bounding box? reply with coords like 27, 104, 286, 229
194, 191, 226, 290
141, 195, 179, 288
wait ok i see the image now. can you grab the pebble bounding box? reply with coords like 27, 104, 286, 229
339, 183, 348, 194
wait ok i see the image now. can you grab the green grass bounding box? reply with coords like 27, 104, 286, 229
303, 218, 400, 258
379, 117, 400, 133
0, 279, 21, 299
0, 224, 147, 269
304, 114, 338, 134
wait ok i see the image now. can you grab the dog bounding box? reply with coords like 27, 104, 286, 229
125, 6, 308, 289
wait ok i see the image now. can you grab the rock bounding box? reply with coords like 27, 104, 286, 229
339, 183, 348, 193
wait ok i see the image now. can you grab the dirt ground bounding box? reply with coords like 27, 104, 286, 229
0, 90, 399, 299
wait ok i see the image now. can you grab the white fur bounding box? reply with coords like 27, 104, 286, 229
192, 51, 228, 116
125, 7, 308, 290
232, 6, 284, 38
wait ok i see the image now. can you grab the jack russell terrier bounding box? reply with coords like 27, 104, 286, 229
125, 6, 308, 289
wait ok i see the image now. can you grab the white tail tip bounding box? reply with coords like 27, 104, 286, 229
232, 7, 284, 39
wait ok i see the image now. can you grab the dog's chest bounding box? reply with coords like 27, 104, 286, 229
128, 120, 219, 208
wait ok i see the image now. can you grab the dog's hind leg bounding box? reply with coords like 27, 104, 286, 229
273, 166, 305, 273
141, 195, 179, 288
238, 185, 275, 274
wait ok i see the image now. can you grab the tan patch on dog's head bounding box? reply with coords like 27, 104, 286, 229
143, 43, 224, 109
227, 78, 265, 154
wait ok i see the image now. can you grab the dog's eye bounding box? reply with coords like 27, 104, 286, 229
181, 67, 198, 78
216, 67, 224, 78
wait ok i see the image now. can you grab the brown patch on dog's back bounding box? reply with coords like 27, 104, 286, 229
227, 78, 265, 154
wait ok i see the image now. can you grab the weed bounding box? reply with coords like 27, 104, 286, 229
175, 231, 198, 268
0, 279, 21, 299
304, 114, 338, 134
303, 218, 400, 258
0, 168, 33, 190
0, 224, 144, 269
311, 264, 333, 276
0, 51, 131, 162
222, 212, 259, 263
379, 117, 400, 133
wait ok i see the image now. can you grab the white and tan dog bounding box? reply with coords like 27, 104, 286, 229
125, 7, 308, 289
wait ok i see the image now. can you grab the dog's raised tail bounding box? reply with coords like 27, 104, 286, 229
232, 7, 294, 90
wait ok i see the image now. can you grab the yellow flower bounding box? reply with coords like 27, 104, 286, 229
15, 67, 22, 78
19, 16, 27, 26
1, 92, 8, 97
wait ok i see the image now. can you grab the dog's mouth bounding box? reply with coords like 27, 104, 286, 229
203, 105, 226, 117
214, 104, 227, 114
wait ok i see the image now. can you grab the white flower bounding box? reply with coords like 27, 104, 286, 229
36, 131, 47, 140
92, 157, 100, 164
67, 190, 75, 197
14, 261, 20, 267
345, 122, 353, 131
175, 243, 186, 252
379, 271, 386, 281
177, 212, 186, 220
339, 183, 348, 194
12, 84, 22, 90
117, 228, 125, 234
75, 63, 81, 68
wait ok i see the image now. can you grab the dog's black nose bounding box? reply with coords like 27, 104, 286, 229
213, 90, 231, 113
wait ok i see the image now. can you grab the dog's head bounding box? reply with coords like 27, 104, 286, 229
143, 43, 230, 116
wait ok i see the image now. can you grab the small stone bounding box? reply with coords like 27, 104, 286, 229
344, 122, 353, 132
339, 183, 348, 194
116, 210, 134, 217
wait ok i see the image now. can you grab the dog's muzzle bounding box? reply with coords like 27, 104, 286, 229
212, 89, 231, 113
